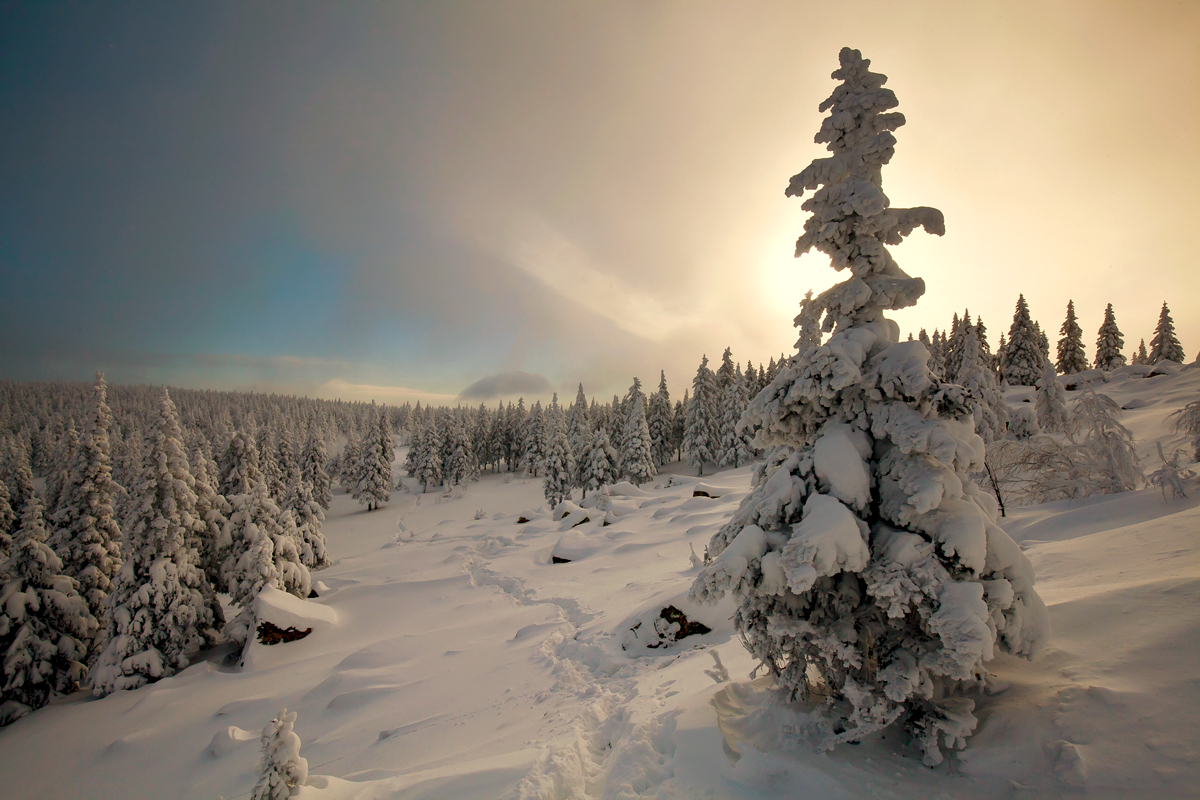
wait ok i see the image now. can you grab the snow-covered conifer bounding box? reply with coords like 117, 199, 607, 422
219, 432, 262, 498
619, 379, 656, 485
691, 49, 1047, 765
567, 385, 594, 495
189, 437, 231, 609
251, 708, 308, 800
1002, 294, 1044, 386
92, 389, 217, 696
300, 433, 332, 509
683, 356, 719, 475
1149, 302, 1186, 364
259, 429, 286, 501
1132, 338, 1149, 366
445, 411, 479, 486
716, 347, 736, 390
222, 479, 311, 636
2, 436, 36, 518
1094, 303, 1126, 371
647, 372, 673, 468
0, 495, 97, 725
542, 419, 576, 506
0, 482, 13, 559
352, 406, 391, 510
1055, 300, 1087, 375
419, 417, 443, 492
45, 374, 122, 658
586, 426, 618, 492
282, 470, 330, 570
671, 394, 687, 461
953, 320, 1008, 443
1034, 364, 1069, 433
717, 367, 750, 468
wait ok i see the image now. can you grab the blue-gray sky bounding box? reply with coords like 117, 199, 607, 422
2, 1, 1197, 404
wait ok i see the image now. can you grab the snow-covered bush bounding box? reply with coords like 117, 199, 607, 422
1034, 365, 1069, 433
1008, 405, 1040, 440
251, 708, 308, 799
690, 48, 1048, 766
1166, 398, 1200, 461
1148, 443, 1192, 500
1069, 383, 1142, 493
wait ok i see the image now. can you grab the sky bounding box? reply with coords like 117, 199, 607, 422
1, 1, 1197, 406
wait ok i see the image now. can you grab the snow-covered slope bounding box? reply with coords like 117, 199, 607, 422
0, 367, 1197, 799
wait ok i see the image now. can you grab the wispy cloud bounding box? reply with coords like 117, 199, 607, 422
502, 212, 702, 342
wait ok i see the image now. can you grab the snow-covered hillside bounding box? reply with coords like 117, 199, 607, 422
0, 368, 1197, 799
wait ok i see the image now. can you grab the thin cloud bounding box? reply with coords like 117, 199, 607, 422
458, 370, 553, 401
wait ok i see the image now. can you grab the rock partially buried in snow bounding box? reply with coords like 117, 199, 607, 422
692, 483, 722, 498
550, 530, 601, 564
251, 586, 337, 643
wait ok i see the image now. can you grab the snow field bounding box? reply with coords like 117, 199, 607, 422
0, 366, 1197, 798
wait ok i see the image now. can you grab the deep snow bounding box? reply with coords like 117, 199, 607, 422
0, 366, 1197, 799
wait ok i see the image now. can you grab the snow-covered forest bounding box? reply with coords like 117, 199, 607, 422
1, 43, 1199, 800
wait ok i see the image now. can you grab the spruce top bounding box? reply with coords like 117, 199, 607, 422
785, 48, 944, 329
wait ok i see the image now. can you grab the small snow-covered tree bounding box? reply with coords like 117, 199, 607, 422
259, 429, 286, 501
1034, 365, 1069, 433
690, 49, 1048, 766
1149, 302, 1186, 364
1002, 294, 1044, 386
1070, 383, 1142, 493
251, 708, 308, 800
0, 495, 98, 725
1055, 300, 1087, 375
45, 373, 122, 660
1132, 338, 1149, 366
92, 389, 217, 696
1093, 303, 1126, 370
683, 356, 719, 475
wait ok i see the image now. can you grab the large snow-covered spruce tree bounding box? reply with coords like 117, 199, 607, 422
690, 49, 1048, 765
92, 389, 218, 696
